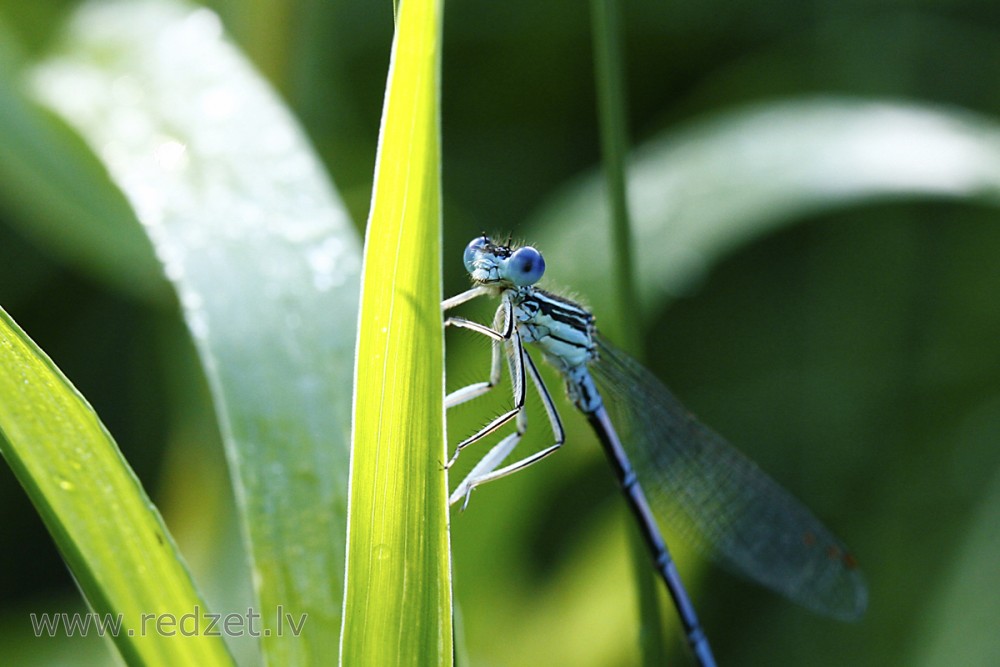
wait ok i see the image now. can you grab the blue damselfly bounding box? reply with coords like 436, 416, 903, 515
443, 235, 866, 666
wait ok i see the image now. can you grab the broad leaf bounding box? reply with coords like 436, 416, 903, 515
32, 1, 361, 663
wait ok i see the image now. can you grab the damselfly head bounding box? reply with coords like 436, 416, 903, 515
463, 235, 546, 287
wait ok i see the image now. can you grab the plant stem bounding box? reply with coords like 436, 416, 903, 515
590, 0, 668, 664
590, 0, 641, 356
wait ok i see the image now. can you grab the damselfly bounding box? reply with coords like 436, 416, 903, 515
443, 235, 867, 666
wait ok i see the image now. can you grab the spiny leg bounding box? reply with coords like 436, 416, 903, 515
449, 342, 530, 503
445, 325, 503, 409
441, 285, 492, 312
446, 325, 524, 469
444, 315, 506, 341
449, 427, 524, 507
443, 298, 519, 465
443, 298, 513, 410
523, 352, 565, 446
451, 347, 566, 508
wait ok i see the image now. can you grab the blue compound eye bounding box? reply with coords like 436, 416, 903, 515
504, 246, 545, 286
463, 236, 490, 273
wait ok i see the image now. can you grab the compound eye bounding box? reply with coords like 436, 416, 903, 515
504, 246, 545, 286
463, 236, 491, 273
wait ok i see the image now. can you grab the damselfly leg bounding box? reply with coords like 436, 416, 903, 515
443, 290, 564, 507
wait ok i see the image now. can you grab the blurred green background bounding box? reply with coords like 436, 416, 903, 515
2, 0, 1000, 665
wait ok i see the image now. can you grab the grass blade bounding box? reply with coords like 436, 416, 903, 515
339, 0, 450, 663
0, 306, 232, 666
589, 0, 669, 662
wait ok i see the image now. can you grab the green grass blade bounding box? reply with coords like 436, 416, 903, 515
31, 1, 362, 663
0, 306, 233, 666
589, 0, 639, 351
589, 0, 667, 662
340, 0, 450, 663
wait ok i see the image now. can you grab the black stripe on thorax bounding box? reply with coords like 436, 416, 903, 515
523, 288, 593, 331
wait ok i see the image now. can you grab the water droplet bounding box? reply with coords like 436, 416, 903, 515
153, 139, 188, 171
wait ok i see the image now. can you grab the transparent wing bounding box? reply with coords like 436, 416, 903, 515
591, 336, 867, 620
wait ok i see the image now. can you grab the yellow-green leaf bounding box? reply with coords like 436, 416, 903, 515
340, 0, 451, 663
0, 306, 232, 666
